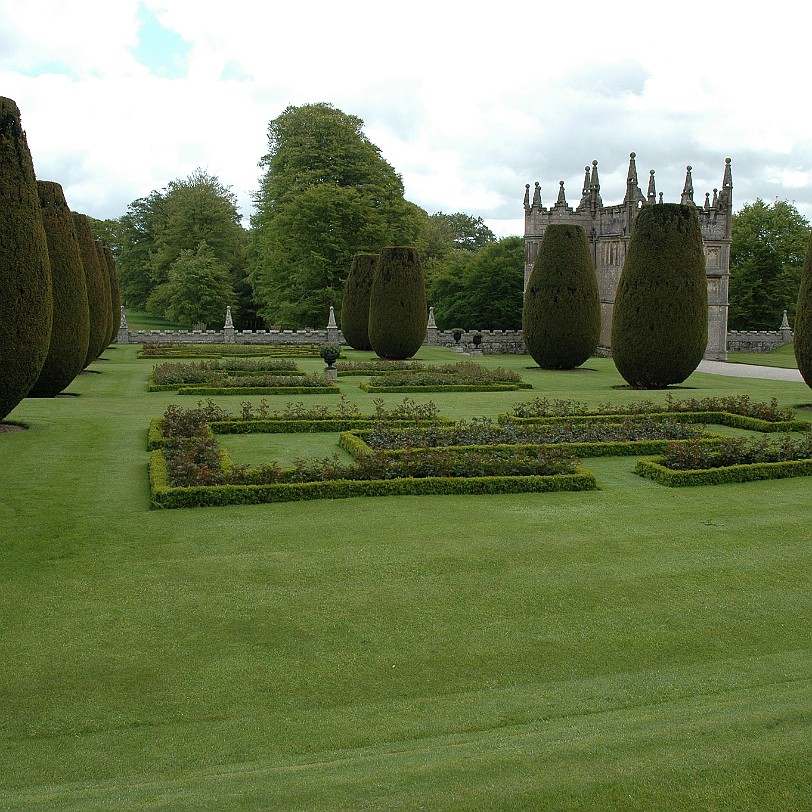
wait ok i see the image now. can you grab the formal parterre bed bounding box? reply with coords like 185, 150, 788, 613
147, 393, 812, 508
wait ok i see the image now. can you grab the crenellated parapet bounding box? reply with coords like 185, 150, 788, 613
524, 154, 732, 360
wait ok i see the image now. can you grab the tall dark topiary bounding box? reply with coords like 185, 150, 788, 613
368, 246, 427, 360
73, 213, 111, 365
341, 252, 378, 350
794, 229, 812, 387
101, 244, 121, 343
522, 224, 600, 369
611, 203, 708, 388
0, 97, 53, 420
29, 181, 90, 397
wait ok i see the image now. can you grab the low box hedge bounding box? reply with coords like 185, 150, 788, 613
173, 385, 340, 396
360, 382, 532, 393
148, 449, 597, 508
635, 456, 812, 487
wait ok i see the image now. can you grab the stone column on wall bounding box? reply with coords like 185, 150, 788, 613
327, 305, 341, 344
425, 306, 438, 345
116, 305, 129, 344
780, 310, 793, 345
223, 305, 236, 343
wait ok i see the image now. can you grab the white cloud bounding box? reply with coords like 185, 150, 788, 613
2, 0, 812, 232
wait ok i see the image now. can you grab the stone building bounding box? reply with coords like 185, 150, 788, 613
524, 154, 733, 360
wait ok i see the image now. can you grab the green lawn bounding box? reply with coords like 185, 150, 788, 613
124, 309, 185, 331
727, 342, 798, 368
2, 346, 811, 810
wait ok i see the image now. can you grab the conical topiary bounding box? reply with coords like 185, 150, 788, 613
611, 203, 708, 388
794, 229, 812, 387
29, 181, 90, 397
0, 97, 53, 420
368, 246, 428, 360
101, 244, 121, 343
522, 224, 600, 369
73, 213, 111, 365
341, 252, 378, 350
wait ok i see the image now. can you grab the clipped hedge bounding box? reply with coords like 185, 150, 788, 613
173, 385, 340, 396
795, 229, 812, 387
149, 447, 597, 508
137, 343, 322, 359
635, 457, 812, 487
360, 382, 531, 393
341, 253, 378, 350
500, 411, 809, 433
523, 223, 600, 369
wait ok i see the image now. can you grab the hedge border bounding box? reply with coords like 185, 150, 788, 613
148, 448, 597, 509
499, 411, 810, 433
137, 345, 322, 359
171, 385, 340, 396
338, 430, 723, 461
360, 382, 532, 393
635, 456, 812, 487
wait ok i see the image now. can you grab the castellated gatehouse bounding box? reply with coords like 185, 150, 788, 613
524, 154, 732, 361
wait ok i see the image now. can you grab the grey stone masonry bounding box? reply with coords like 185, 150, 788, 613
524, 154, 733, 361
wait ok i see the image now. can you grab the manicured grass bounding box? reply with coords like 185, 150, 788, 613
727, 342, 798, 368
2, 346, 812, 810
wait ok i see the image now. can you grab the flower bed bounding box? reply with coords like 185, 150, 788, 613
148, 359, 304, 391
148, 402, 595, 508
335, 360, 426, 376
501, 395, 809, 432
635, 434, 812, 486
359, 361, 532, 392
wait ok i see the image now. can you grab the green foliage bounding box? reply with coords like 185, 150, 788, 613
794, 230, 812, 387
137, 343, 322, 358
611, 204, 708, 388
146, 241, 236, 328
729, 199, 810, 329
250, 103, 422, 328
0, 97, 53, 419
73, 212, 111, 365
101, 243, 121, 341
115, 170, 251, 324
429, 236, 524, 330
368, 246, 428, 360
28, 181, 89, 397
340, 253, 378, 350
523, 224, 600, 369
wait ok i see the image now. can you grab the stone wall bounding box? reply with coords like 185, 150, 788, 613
726, 329, 792, 353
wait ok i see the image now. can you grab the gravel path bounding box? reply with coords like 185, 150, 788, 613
697, 360, 804, 383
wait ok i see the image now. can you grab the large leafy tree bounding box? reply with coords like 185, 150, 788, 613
729, 199, 809, 329
147, 241, 236, 328
250, 103, 422, 328
114, 170, 251, 323
429, 236, 524, 330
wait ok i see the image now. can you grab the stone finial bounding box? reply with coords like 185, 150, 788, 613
532, 181, 542, 208
120, 305, 128, 329
427, 305, 436, 329
647, 170, 656, 204
555, 181, 568, 208
224, 305, 234, 329
781, 309, 791, 330
704, 192, 711, 211
577, 166, 592, 211
711, 188, 718, 208
523, 184, 530, 211
589, 160, 602, 207
658, 192, 664, 204
680, 165, 694, 205
717, 158, 733, 210
624, 152, 644, 205
327, 305, 337, 329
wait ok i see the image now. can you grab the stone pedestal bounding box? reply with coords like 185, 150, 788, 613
324, 367, 338, 383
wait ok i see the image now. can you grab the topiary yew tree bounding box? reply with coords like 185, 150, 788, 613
368, 246, 427, 360
73, 213, 112, 366
523, 224, 600, 369
611, 203, 708, 388
29, 181, 90, 397
341, 252, 378, 350
0, 97, 53, 420
794, 229, 812, 387
102, 243, 121, 343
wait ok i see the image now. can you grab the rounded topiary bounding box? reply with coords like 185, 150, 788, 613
522, 223, 600, 369
73, 213, 112, 365
29, 181, 90, 397
611, 203, 708, 388
794, 229, 812, 387
0, 97, 53, 420
341, 253, 378, 350
368, 246, 428, 360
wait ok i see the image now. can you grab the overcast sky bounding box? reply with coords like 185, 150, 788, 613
2, 0, 810, 237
